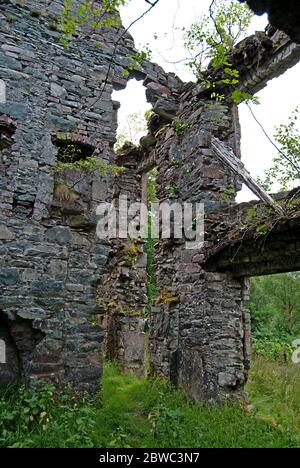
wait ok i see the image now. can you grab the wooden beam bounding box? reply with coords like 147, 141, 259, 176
211, 136, 284, 214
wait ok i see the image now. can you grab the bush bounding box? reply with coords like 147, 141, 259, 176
247, 274, 300, 340
0, 364, 297, 448
0, 383, 96, 448
253, 337, 293, 362
247, 356, 300, 444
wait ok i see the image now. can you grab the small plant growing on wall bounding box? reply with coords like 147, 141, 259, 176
183, 163, 194, 174
52, 138, 124, 191
122, 242, 143, 264
53, 180, 78, 203
256, 108, 300, 192
183, 0, 258, 105
156, 290, 180, 305
173, 118, 190, 139
170, 159, 180, 168
168, 183, 180, 198
97, 297, 143, 317
220, 187, 236, 201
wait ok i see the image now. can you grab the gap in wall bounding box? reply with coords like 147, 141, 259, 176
237, 62, 300, 203
244, 272, 300, 362
112, 78, 151, 150
52, 138, 95, 163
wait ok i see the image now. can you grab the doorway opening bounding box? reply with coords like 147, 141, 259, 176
112, 78, 151, 151
0, 312, 21, 386
243, 271, 300, 436
246, 272, 300, 361
0, 312, 45, 387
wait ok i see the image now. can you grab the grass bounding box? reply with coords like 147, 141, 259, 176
246, 356, 300, 445
0, 361, 298, 448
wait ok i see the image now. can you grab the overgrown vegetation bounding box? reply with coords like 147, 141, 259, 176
54, 156, 123, 177
3, 267, 300, 448
247, 273, 300, 361
183, 0, 256, 104
246, 357, 300, 444
59, 0, 152, 76
144, 168, 158, 319
0, 383, 97, 448
242, 273, 300, 444
173, 118, 190, 139
247, 273, 300, 344
59, 0, 126, 46
52, 139, 124, 191
0, 363, 297, 448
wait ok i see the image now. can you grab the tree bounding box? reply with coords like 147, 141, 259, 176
183, 0, 253, 102
59, 0, 128, 45
247, 273, 300, 339
115, 111, 149, 150
257, 108, 300, 191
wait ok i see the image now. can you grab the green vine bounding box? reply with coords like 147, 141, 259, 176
173, 118, 190, 139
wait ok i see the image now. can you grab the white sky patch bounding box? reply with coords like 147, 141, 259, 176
116, 0, 300, 202
113, 79, 150, 145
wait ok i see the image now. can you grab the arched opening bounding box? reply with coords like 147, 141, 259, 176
0, 313, 21, 386
0, 312, 45, 387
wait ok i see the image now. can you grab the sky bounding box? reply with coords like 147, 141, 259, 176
113, 0, 300, 202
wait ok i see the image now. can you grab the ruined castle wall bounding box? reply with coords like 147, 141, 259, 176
238, 0, 300, 43
0, 0, 139, 392
146, 25, 300, 401
1, 0, 298, 402
148, 81, 251, 401
0, 0, 184, 392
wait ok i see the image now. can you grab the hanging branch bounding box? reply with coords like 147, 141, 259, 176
246, 103, 300, 176
78, 0, 161, 119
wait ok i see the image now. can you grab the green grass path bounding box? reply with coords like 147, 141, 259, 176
0, 362, 297, 448
92, 363, 295, 448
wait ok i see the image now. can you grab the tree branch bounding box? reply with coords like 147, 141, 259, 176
246, 103, 300, 176
79, 0, 161, 118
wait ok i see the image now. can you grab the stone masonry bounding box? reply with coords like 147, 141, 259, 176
0, 0, 181, 393
239, 0, 300, 43
1, 0, 300, 401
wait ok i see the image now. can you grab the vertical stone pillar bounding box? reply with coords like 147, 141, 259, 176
149, 91, 250, 400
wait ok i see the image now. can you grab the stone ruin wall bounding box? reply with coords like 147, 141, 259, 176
143, 81, 252, 401
239, 0, 300, 43
1, 0, 300, 401
0, 0, 124, 392
0, 0, 182, 393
